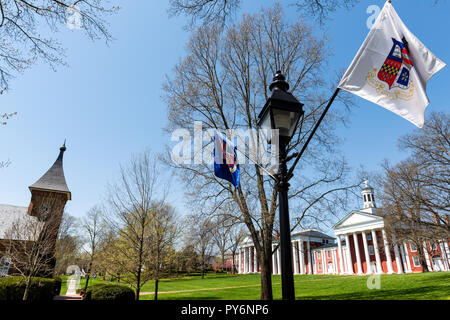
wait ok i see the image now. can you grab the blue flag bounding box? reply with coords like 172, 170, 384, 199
214, 131, 240, 188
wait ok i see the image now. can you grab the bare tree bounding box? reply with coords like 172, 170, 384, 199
396, 111, 450, 226
54, 212, 81, 276
0, 0, 117, 93
168, 0, 358, 26
164, 3, 357, 300
80, 205, 107, 291
228, 224, 246, 274
105, 151, 169, 300
377, 112, 449, 271
185, 213, 215, 279
175, 244, 199, 275
211, 215, 232, 270
168, 0, 240, 27
379, 159, 449, 272
146, 201, 180, 300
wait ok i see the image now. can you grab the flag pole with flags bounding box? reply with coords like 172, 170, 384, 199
338, 0, 446, 128
286, 0, 445, 180
214, 131, 240, 188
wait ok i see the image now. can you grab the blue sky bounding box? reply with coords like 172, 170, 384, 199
0, 0, 448, 226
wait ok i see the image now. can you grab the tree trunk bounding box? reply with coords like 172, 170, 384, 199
136, 268, 141, 300
231, 252, 236, 275
154, 278, 159, 301
23, 276, 32, 301
417, 245, 429, 272
259, 246, 273, 300
84, 274, 90, 291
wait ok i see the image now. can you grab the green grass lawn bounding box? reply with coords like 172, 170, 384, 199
60, 272, 450, 300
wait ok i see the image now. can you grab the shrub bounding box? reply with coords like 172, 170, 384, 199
0, 276, 60, 300
53, 276, 62, 296
83, 284, 135, 301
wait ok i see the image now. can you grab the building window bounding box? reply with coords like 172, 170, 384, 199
410, 243, 417, 252
369, 245, 374, 255
364, 194, 367, 202
327, 251, 331, 258
431, 243, 437, 250
317, 251, 321, 259
0, 256, 11, 278
413, 256, 420, 267
318, 262, 322, 271
367, 233, 372, 241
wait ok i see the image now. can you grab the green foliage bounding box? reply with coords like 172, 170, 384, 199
0, 276, 61, 300
83, 284, 135, 301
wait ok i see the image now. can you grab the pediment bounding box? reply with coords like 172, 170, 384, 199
333, 210, 384, 230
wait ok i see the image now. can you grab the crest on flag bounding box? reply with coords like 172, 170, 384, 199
367, 37, 415, 100
377, 38, 414, 89
214, 131, 240, 188
339, 1, 446, 128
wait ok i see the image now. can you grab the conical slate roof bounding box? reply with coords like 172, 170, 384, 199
29, 143, 71, 200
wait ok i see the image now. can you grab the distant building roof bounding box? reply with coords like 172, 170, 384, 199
0, 204, 40, 241
29, 144, 71, 200
292, 229, 335, 240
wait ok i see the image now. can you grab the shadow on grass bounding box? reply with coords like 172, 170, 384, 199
298, 285, 448, 300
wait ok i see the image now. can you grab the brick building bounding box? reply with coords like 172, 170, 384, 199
0, 144, 71, 277
237, 181, 450, 275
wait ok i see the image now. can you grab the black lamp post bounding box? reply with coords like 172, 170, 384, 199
257, 71, 304, 300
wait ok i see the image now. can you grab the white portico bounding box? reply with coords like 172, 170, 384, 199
333, 181, 407, 275
236, 181, 449, 275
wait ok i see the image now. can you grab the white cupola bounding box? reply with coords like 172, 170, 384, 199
361, 180, 376, 214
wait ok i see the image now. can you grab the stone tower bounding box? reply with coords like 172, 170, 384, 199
27, 142, 71, 275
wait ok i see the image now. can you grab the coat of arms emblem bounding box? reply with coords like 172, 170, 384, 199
366, 37, 415, 100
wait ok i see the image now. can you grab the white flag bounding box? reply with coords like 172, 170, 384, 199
338, 1, 446, 128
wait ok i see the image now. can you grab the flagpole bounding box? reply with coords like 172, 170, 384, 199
286, 88, 341, 180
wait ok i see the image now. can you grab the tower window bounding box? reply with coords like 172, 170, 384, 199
372, 195, 375, 202
364, 194, 367, 202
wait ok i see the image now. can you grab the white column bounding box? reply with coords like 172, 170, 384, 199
272, 244, 276, 274
337, 236, 345, 275
332, 249, 338, 274
381, 229, 394, 274
392, 235, 403, 274
307, 240, 312, 274
238, 249, 242, 273
293, 241, 299, 274
321, 250, 325, 274
244, 247, 248, 273
277, 246, 281, 275
444, 241, 450, 266
423, 242, 433, 272
253, 247, 257, 272
439, 241, 449, 271
371, 230, 383, 274
399, 243, 409, 273
345, 234, 354, 274
299, 240, 305, 274
248, 247, 252, 273
353, 232, 363, 275
361, 231, 372, 274
403, 243, 412, 272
